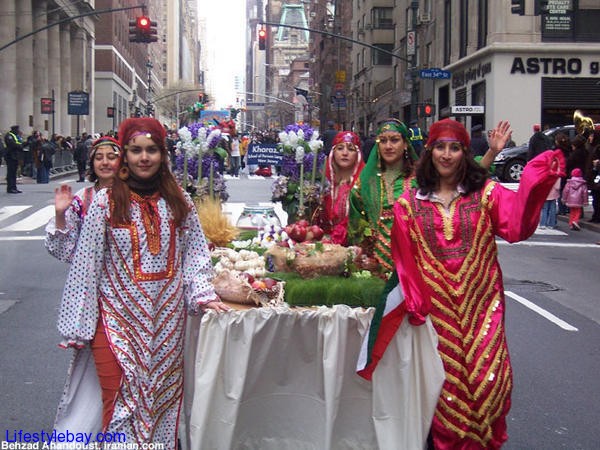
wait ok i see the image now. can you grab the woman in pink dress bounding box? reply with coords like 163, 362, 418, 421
322, 131, 365, 244
359, 119, 564, 449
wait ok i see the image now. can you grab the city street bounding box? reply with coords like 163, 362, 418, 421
1, 173, 599, 449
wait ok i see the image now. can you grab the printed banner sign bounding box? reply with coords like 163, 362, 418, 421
246, 143, 283, 166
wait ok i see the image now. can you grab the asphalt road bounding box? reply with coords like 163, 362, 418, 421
1, 173, 599, 449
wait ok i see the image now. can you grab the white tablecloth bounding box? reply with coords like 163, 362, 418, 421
182, 305, 444, 450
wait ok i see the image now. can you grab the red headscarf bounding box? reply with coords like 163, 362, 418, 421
425, 118, 471, 149
118, 118, 166, 152
323, 131, 365, 244
325, 131, 364, 187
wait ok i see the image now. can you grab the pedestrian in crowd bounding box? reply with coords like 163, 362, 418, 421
361, 132, 376, 162
527, 123, 552, 160
568, 134, 588, 177
322, 120, 338, 156
4, 125, 24, 193
36, 135, 56, 184
239, 133, 249, 172
585, 128, 600, 223
0, 132, 5, 167
409, 120, 425, 156
539, 178, 561, 229
561, 167, 589, 231
320, 131, 365, 245
45, 136, 121, 263
73, 133, 89, 182
62, 136, 74, 154
470, 124, 488, 156
229, 133, 241, 177
54, 117, 229, 445
28, 130, 43, 180
357, 118, 565, 449
215, 135, 230, 174
166, 130, 178, 170
552, 132, 572, 215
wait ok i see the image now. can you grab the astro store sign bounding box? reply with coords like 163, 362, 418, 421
510, 57, 600, 76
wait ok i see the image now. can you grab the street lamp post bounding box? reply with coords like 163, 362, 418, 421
409, 1, 419, 123
146, 60, 153, 116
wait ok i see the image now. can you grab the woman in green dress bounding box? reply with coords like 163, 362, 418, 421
349, 119, 417, 272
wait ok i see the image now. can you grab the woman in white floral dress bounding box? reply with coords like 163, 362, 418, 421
55, 118, 229, 448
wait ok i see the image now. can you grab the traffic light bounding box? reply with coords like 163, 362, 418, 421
511, 0, 525, 15
128, 16, 158, 43
128, 19, 139, 42
258, 28, 266, 50
419, 103, 435, 117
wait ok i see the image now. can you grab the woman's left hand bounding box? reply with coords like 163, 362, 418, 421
487, 121, 512, 156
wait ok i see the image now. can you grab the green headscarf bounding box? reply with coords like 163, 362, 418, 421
358, 119, 418, 225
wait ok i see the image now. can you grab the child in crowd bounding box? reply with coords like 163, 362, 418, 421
561, 167, 589, 230
539, 178, 561, 229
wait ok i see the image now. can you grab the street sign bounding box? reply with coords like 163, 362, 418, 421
68, 91, 89, 115
246, 102, 265, 111
107, 107, 115, 118
451, 105, 485, 114
419, 68, 451, 79
407, 31, 416, 56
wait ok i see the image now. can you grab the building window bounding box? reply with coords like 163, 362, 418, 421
455, 88, 467, 106
444, 0, 451, 65
460, 0, 468, 58
372, 44, 393, 65
477, 0, 488, 49
372, 7, 393, 29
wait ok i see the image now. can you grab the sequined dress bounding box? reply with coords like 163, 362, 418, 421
390, 151, 561, 449
55, 188, 217, 448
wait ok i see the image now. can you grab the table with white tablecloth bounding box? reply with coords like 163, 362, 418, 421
182, 305, 444, 450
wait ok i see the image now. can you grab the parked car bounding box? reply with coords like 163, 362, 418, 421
493, 124, 594, 182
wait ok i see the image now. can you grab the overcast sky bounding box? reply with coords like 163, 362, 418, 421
199, 1, 246, 109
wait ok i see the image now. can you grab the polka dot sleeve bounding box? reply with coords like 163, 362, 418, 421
56, 190, 109, 345
180, 193, 219, 313
45, 187, 88, 264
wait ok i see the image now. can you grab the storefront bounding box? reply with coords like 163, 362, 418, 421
435, 47, 600, 144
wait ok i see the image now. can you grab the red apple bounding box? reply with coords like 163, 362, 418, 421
309, 225, 324, 241
263, 277, 278, 289
289, 225, 307, 242
296, 219, 309, 228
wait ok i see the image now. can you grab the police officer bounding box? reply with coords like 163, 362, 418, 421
4, 125, 24, 193
409, 120, 424, 156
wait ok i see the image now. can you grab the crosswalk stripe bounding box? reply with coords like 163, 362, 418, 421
0, 205, 31, 224
0, 205, 54, 232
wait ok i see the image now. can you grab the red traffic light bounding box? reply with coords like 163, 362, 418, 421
137, 16, 151, 31
419, 103, 435, 117
258, 28, 266, 50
